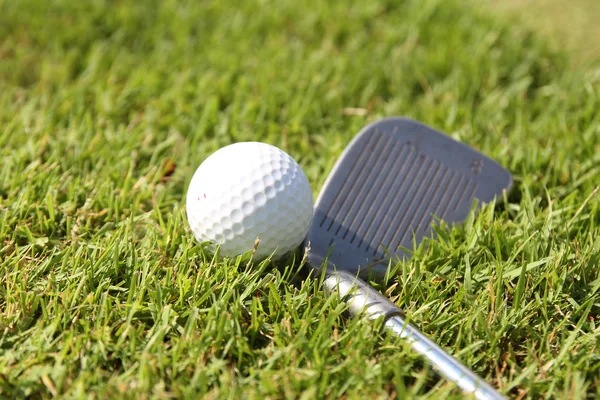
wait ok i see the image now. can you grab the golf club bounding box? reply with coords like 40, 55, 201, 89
303, 117, 512, 400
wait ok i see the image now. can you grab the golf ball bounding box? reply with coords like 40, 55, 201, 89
186, 142, 314, 259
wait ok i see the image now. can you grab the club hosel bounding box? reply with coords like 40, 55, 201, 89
323, 269, 404, 322
323, 268, 506, 400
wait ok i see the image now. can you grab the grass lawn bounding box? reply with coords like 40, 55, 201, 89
492, 0, 600, 68
1, 0, 599, 398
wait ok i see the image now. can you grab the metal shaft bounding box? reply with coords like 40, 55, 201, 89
323, 270, 504, 400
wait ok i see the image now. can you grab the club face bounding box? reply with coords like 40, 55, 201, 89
304, 117, 512, 279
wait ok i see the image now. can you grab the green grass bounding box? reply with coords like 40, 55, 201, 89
1, 0, 599, 398
492, 0, 600, 68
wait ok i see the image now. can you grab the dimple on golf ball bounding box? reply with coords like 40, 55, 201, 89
186, 142, 314, 259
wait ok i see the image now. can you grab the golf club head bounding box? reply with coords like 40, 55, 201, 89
304, 117, 512, 279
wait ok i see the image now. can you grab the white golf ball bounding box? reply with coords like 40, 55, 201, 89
186, 142, 314, 259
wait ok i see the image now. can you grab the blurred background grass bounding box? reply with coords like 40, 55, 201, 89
492, 0, 600, 67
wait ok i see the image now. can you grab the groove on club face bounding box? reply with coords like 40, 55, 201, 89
304, 117, 512, 278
